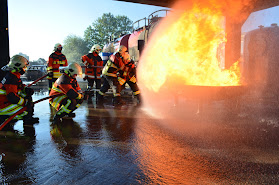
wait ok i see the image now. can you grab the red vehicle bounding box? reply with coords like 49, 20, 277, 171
102, 9, 170, 65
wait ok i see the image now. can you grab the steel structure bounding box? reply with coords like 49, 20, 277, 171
116, 0, 279, 12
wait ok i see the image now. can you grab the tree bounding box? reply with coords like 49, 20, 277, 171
84, 13, 133, 48
62, 35, 89, 65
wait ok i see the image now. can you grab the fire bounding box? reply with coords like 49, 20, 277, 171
138, 3, 242, 93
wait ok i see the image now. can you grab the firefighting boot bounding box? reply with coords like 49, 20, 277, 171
23, 115, 39, 125
53, 106, 68, 123
65, 112, 76, 118
53, 114, 63, 124
0, 115, 15, 131
53, 116, 61, 124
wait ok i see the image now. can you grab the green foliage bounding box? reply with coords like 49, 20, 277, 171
84, 13, 133, 48
63, 35, 89, 65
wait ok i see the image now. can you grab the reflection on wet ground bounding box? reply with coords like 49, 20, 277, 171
1, 82, 279, 184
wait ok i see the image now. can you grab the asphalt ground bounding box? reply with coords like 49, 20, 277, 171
1, 80, 279, 184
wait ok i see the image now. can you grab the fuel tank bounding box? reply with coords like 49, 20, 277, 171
243, 23, 279, 97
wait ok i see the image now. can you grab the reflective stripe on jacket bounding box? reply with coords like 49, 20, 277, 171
47, 51, 68, 79
49, 73, 82, 109
0, 71, 27, 109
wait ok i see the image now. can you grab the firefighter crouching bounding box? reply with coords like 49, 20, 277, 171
119, 52, 142, 105
0, 55, 39, 128
49, 62, 84, 123
81, 44, 103, 97
97, 45, 128, 106
47, 43, 68, 93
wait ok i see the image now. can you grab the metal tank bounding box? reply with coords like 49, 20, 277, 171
128, 9, 170, 64
243, 23, 279, 98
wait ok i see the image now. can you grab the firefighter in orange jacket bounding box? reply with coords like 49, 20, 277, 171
97, 45, 127, 106
118, 53, 142, 105
81, 44, 103, 96
0, 55, 39, 128
49, 62, 83, 123
47, 43, 68, 93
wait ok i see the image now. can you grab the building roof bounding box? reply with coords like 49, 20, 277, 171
116, 0, 279, 12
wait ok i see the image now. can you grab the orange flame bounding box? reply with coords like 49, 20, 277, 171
138, 2, 244, 93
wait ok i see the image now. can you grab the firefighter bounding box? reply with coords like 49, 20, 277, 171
118, 53, 142, 106
0, 55, 39, 128
49, 62, 84, 123
97, 45, 127, 106
47, 43, 68, 93
81, 44, 103, 97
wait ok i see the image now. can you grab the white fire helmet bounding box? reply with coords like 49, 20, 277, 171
8, 54, 29, 72
54, 43, 63, 51
65, 62, 82, 77
117, 45, 127, 57
90, 44, 102, 54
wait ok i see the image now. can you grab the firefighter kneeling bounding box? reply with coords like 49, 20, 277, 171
0, 55, 39, 128
49, 62, 83, 123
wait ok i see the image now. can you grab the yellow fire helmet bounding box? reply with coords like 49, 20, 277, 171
65, 62, 82, 77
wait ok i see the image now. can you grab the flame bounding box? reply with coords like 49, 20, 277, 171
138, 3, 243, 93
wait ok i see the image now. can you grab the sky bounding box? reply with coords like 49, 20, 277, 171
7, 0, 165, 61
7, 0, 279, 61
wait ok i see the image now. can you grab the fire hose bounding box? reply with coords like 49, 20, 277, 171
26, 74, 48, 87
0, 94, 61, 131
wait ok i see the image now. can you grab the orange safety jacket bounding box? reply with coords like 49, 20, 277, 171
102, 52, 126, 78
49, 73, 82, 110
47, 51, 68, 80
81, 51, 103, 79
0, 71, 27, 109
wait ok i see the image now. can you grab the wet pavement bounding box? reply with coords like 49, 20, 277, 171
1, 81, 279, 184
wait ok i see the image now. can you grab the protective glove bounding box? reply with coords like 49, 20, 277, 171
76, 93, 84, 100
25, 87, 34, 96
47, 72, 53, 77
83, 76, 88, 81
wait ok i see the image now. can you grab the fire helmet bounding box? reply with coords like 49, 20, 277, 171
64, 62, 82, 77
117, 45, 127, 57
8, 54, 29, 72
90, 44, 102, 54
54, 43, 63, 51
122, 52, 131, 64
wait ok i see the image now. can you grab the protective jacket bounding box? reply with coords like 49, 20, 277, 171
0, 71, 30, 118
49, 73, 83, 110
81, 51, 103, 79
118, 60, 137, 85
102, 52, 126, 77
47, 51, 68, 80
